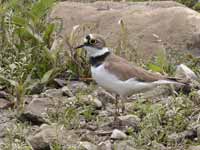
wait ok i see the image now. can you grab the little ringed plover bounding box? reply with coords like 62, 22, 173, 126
75, 34, 186, 118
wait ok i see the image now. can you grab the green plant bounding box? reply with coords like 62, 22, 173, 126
0, 67, 59, 110
193, 2, 200, 11
131, 94, 195, 149
0, 0, 67, 108
176, 0, 197, 8
116, 19, 139, 63
63, 106, 80, 129
0, 0, 59, 76
51, 143, 63, 150
82, 105, 96, 121
65, 24, 91, 79
0, 69, 38, 110
2, 123, 32, 150
147, 48, 169, 74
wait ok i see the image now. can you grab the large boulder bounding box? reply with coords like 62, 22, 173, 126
51, 1, 200, 60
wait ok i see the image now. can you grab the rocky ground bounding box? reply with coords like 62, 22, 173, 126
0, 66, 200, 150
1, 1, 200, 150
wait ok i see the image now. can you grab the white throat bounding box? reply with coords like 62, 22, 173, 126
84, 46, 110, 57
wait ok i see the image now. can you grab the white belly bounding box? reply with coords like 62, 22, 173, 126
91, 64, 156, 97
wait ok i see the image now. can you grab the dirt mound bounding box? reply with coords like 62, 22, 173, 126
51, 1, 200, 59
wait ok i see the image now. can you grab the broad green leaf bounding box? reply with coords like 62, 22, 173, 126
0, 75, 18, 87
40, 69, 54, 84
43, 23, 55, 41
31, 0, 55, 20
25, 25, 43, 42
12, 16, 27, 26
147, 63, 163, 73
43, 47, 55, 62
23, 68, 35, 88
7, 0, 18, 9
25, 79, 40, 91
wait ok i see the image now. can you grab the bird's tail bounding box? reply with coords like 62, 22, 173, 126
153, 79, 185, 86
166, 77, 190, 84
155, 77, 194, 94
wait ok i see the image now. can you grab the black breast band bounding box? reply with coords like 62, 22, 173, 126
89, 52, 110, 67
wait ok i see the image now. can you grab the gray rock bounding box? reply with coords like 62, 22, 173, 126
188, 145, 200, 150
100, 114, 140, 132
92, 98, 102, 109
167, 130, 197, 143
82, 95, 102, 109
41, 88, 63, 97
28, 124, 79, 150
79, 141, 98, 150
61, 86, 74, 97
113, 140, 137, 150
175, 64, 198, 80
167, 133, 182, 143
19, 97, 53, 125
54, 78, 68, 87
0, 98, 12, 109
0, 91, 12, 100
181, 130, 197, 140
98, 110, 112, 117
196, 90, 200, 96
29, 83, 44, 94
98, 140, 112, 150
20, 94, 73, 125
111, 129, 127, 140
196, 125, 200, 140
118, 115, 140, 129
68, 81, 88, 94
0, 110, 15, 138
93, 87, 115, 104
90, 97, 102, 109
151, 141, 167, 150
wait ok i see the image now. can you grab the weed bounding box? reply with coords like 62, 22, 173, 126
0, 0, 65, 109
2, 122, 32, 150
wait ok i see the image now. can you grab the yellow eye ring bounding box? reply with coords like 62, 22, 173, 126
89, 39, 96, 44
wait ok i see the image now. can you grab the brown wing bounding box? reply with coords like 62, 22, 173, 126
104, 54, 167, 82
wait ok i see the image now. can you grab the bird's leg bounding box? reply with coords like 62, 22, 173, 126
121, 96, 126, 114
114, 95, 120, 121
169, 84, 178, 96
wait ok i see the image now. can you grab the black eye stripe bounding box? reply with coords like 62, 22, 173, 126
86, 35, 90, 40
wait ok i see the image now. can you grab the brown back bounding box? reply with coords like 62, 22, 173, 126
104, 54, 167, 82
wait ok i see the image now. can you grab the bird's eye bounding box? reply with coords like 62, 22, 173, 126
89, 39, 96, 44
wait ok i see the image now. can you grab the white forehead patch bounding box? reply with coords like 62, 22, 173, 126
84, 38, 87, 43
89, 34, 94, 39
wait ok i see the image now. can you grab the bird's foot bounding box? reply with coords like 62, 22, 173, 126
114, 111, 120, 121
121, 103, 126, 114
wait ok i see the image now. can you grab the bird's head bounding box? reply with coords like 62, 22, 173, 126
75, 34, 109, 57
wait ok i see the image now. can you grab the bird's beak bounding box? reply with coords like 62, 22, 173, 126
74, 44, 85, 49
74, 38, 90, 49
